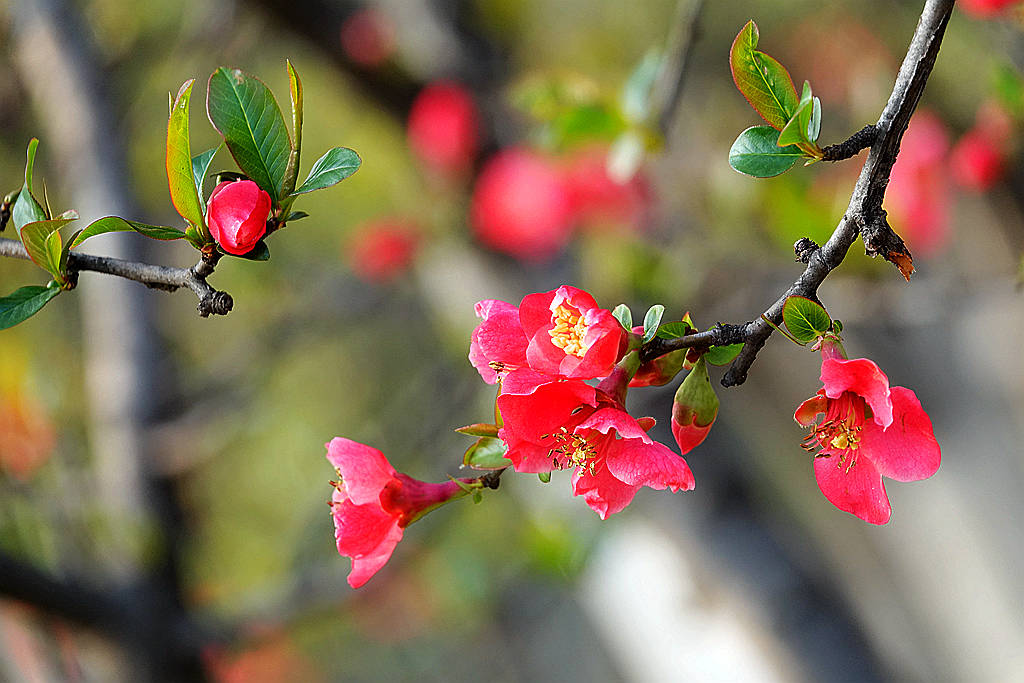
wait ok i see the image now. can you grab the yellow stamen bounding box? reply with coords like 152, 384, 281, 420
548, 304, 590, 358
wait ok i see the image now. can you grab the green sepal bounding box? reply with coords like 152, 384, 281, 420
673, 356, 719, 427
455, 423, 500, 438
463, 436, 511, 470
538, 471, 552, 484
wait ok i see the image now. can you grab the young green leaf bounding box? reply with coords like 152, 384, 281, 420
12, 139, 47, 232
703, 343, 743, 366
0, 282, 61, 330
191, 146, 219, 205
281, 60, 304, 198
782, 295, 832, 343
656, 320, 692, 339
167, 80, 207, 236
455, 423, 501, 438
729, 125, 802, 177
730, 20, 800, 130
641, 304, 666, 344
463, 436, 511, 470
20, 216, 77, 281
612, 303, 633, 331
777, 81, 823, 156
207, 67, 291, 201
290, 147, 361, 196
70, 216, 186, 249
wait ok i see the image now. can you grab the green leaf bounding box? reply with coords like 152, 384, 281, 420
612, 303, 633, 331
538, 471, 552, 483
730, 20, 800, 130
729, 126, 802, 177
0, 282, 61, 330
641, 304, 665, 344
191, 146, 219, 205
455, 423, 500, 438
284, 211, 309, 223
782, 295, 832, 343
20, 216, 77, 280
704, 343, 743, 366
656, 321, 692, 339
809, 96, 821, 143
462, 436, 511, 470
12, 139, 47, 232
290, 147, 361, 196
71, 216, 186, 249
207, 67, 291, 201
221, 240, 270, 261
281, 59, 303, 198
167, 80, 206, 235
778, 81, 823, 152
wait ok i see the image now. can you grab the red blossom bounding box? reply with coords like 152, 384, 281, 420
519, 285, 628, 380
326, 438, 471, 588
407, 81, 480, 176
670, 357, 718, 455
959, 0, 1020, 17
206, 180, 271, 256
339, 8, 396, 68
470, 149, 574, 261
346, 218, 420, 283
562, 148, 652, 233
795, 357, 941, 524
497, 379, 694, 519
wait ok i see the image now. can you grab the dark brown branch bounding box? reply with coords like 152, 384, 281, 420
0, 237, 233, 316
821, 124, 878, 161
640, 0, 954, 387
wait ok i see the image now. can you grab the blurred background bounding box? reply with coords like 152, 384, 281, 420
0, 0, 1023, 680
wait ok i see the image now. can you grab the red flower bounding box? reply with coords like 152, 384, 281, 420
468, 299, 529, 385
346, 218, 419, 283
794, 357, 941, 524
562, 148, 651, 233
470, 149, 574, 261
519, 285, 627, 380
326, 438, 471, 588
885, 112, 951, 257
951, 129, 1005, 192
959, 0, 1019, 17
339, 8, 396, 68
407, 81, 479, 176
206, 180, 271, 256
497, 380, 694, 519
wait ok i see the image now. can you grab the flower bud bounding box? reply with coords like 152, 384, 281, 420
671, 356, 718, 455
206, 180, 272, 255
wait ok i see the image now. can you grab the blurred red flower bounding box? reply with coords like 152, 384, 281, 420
346, 218, 419, 283
407, 81, 479, 176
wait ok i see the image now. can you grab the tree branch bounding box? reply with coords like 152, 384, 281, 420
641, 0, 954, 386
0, 237, 233, 316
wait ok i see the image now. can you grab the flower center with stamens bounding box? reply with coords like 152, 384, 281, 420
800, 392, 866, 473
548, 304, 590, 358
542, 425, 598, 474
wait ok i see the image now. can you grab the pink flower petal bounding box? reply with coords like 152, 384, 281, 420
571, 463, 641, 519
821, 358, 893, 428
814, 454, 891, 524
497, 380, 597, 472
860, 386, 941, 482
500, 368, 555, 395
332, 495, 402, 561
326, 438, 397, 506
794, 393, 827, 426
671, 418, 713, 456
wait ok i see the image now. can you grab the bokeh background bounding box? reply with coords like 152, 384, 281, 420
1, 0, 1023, 681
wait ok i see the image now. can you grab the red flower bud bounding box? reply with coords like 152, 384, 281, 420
671, 357, 718, 455
206, 180, 272, 256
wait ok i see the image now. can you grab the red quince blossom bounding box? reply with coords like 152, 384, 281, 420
339, 8, 396, 68
468, 299, 529, 385
326, 437, 471, 588
346, 218, 420, 283
885, 111, 951, 257
206, 180, 271, 256
794, 357, 941, 525
960, 0, 1019, 17
951, 129, 1006, 192
408, 81, 480, 176
562, 148, 651, 233
497, 379, 694, 519
470, 149, 574, 261
519, 286, 628, 380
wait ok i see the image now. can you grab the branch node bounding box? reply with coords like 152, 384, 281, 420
793, 237, 820, 264
860, 210, 915, 280
198, 291, 233, 317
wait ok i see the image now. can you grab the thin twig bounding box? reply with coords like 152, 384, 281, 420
0, 237, 232, 316
640, 0, 955, 387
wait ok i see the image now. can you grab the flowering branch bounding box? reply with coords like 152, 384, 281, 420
0, 237, 233, 316
641, 0, 955, 388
